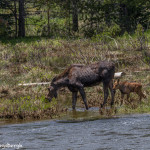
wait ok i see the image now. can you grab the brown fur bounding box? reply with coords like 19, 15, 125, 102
113, 79, 146, 105
47, 61, 115, 110
53, 64, 84, 82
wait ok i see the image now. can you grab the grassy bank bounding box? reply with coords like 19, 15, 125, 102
0, 33, 150, 120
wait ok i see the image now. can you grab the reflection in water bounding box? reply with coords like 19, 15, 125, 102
57, 107, 101, 123
57, 107, 117, 123
0, 110, 150, 150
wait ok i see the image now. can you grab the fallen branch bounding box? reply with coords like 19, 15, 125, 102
18, 82, 50, 86
114, 72, 125, 79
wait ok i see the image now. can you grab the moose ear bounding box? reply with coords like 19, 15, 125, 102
48, 88, 50, 92
117, 79, 120, 83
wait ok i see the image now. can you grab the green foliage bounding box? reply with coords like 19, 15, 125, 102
135, 24, 144, 37
41, 18, 66, 37
0, 18, 7, 36
0, 94, 59, 119
92, 23, 121, 40
25, 67, 54, 82
1, 0, 150, 37
0, 15, 14, 37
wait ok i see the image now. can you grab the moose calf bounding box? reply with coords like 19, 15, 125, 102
47, 61, 115, 110
113, 79, 146, 105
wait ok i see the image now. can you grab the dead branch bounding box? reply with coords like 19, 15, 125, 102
18, 82, 50, 86
114, 72, 125, 79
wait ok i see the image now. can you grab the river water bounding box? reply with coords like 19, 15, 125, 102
1, 108, 150, 150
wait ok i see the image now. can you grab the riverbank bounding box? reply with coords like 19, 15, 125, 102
0, 34, 150, 119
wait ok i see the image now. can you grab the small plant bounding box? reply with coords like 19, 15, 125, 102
0, 95, 60, 119
92, 22, 121, 41
135, 24, 148, 51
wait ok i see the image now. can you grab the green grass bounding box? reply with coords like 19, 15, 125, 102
0, 95, 60, 119
0, 32, 150, 119
0, 36, 42, 45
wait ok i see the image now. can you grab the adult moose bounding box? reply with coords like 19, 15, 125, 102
47, 61, 115, 110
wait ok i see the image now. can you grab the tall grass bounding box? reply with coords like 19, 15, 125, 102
0, 31, 150, 119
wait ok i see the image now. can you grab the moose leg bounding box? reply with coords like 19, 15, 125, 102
138, 94, 142, 104
68, 86, 78, 110
109, 80, 115, 106
137, 92, 142, 103
127, 94, 130, 101
69, 80, 88, 110
72, 92, 78, 110
79, 87, 89, 110
137, 91, 144, 103
139, 96, 142, 103
120, 93, 124, 106
101, 82, 109, 108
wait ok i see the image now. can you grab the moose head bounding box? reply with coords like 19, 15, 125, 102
113, 79, 120, 90
46, 86, 58, 102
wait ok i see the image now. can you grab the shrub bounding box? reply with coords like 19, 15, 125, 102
92, 23, 121, 41
0, 18, 7, 36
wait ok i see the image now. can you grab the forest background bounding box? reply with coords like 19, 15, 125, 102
1, 0, 150, 38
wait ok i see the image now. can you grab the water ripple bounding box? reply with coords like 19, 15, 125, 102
1, 114, 150, 149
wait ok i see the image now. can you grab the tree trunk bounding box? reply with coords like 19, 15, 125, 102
14, 0, 18, 37
47, 6, 50, 36
72, 0, 78, 32
18, 0, 25, 37
119, 3, 129, 33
